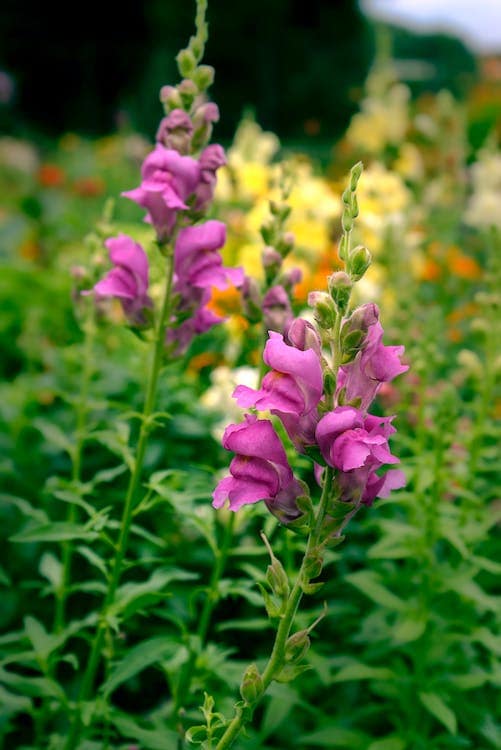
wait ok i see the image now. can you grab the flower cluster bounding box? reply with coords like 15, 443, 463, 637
214, 305, 407, 521
85, 46, 242, 351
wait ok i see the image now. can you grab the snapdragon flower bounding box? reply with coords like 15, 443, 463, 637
85, 234, 152, 325
123, 145, 201, 241
212, 414, 304, 521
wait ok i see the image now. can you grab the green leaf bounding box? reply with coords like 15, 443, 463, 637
39, 552, 63, 589
102, 636, 180, 696
419, 692, 457, 734
299, 727, 369, 747
0, 564, 11, 586
345, 571, 405, 611
392, 614, 427, 644
0, 684, 32, 714
111, 568, 197, 619
368, 738, 406, 750
10, 522, 98, 544
332, 662, 395, 683
33, 418, 74, 455
110, 713, 179, 749
24, 616, 59, 662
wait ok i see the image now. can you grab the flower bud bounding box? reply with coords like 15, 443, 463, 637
265, 556, 290, 599
308, 292, 336, 330
277, 231, 295, 257
323, 369, 337, 395
263, 285, 293, 333
156, 109, 193, 153
159, 85, 182, 111
262, 245, 282, 270
270, 200, 291, 222
285, 317, 322, 355
328, 271, 353, 313
178, 79, 198, 109
349, 245, 371, 281
350, 161, 363, 191
240, 663, 264, 704
176, 49, 197, 78
280, 267, 302, 290
304, 553, 323, 579
285, 630, 310, 663
241, 276, 262, 323
260, 219, 277, 246
193, 64, 215, 92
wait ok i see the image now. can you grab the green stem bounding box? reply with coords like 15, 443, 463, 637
175, 514, 235, 719
54, 318, 95, 634
64, 246, 176, 750
215, 469, 333, 750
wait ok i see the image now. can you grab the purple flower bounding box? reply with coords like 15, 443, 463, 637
285, 317, 322, 356
167, 221, 243, 353
233, 331, 323, 415
85, 234, 152, 325
156, 109, 193, 153
337, 310, 408, 411
262, 285, 293, 333
316, 407, 404, 505
212, 414, 304, 519
122, 145, 201, 240
194, 144, 227, 212
174, 220, 243, 290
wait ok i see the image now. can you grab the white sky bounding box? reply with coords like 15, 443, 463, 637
361, 0, 501, 53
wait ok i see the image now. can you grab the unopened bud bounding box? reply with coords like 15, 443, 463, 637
323, 369, 337, 395
304, 553, 323, 579
276, 231, 295, 257
349, 245, 371, 281
178, 79, 198, 109
350, 161, 363, 191
159, 86, 182, 111
285, 630, 311, 663
266, 556, 290, 599
342, 212, 353, 233
308, 292, 336, 330
328, 272, 353, 313
270, 201, 291, 222
260, 219, 277, 246
240, 663, 263, 704
262, 245, 282, 269
286, 317, 321, 355
193, 64, 215, 92
176, 49, 197, 78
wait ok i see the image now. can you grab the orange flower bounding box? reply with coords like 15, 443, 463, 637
446, 247, 482, 279
420, 258, 442, 282
207, 284, 243, 320
72, 176, 105, 197
38, 163, 65, 188
188, 352, 222, 373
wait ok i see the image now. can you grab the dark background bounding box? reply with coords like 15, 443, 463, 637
0, 0, 478, 141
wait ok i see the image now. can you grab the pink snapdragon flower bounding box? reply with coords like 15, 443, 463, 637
262, 285, 294, 333
212, 414, 304, 520
193, 144, 227, 212
174, 220, 243, 291
337, 309, 408, 411
167, 220, 244, 352
233, 331, 323, 415
316, 406, 405, 505
85, 234, 152, 325
122, 145, 201, 240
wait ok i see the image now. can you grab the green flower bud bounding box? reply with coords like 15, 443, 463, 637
304, 553, 323, 579
240, 663, 263, 704
176, 49, 197, 78
350, 161, 363, 191
193, 64, 215, 92
323, 369, 337, 395
260, 219, 277, 246
266, 556, 290, 599
285, 630, 311, 663
270, 200, 292, 222
328, 271, 353, 313
342, 212, 353, 233
308, 292, 336, 330
349, 245, 371, 281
